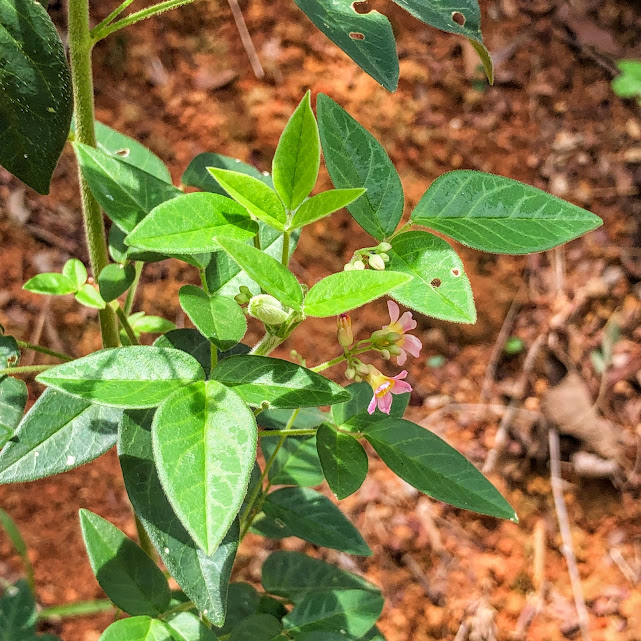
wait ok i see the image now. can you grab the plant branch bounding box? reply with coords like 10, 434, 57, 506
281, 230, 291, 266
124, 261, 143, 316
38, 599, 114, 620
92, 0, 138, 34
250, 332, 283, 356
16, 341, 73, 362
258, 428, 317, 438
115, 306, 139, 345
0, 365, 53, 377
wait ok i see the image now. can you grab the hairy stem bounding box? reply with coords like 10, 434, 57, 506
281, 230, 291, 266
115, 306, 139, 345
92, 0, 138, 34
0, 365, 53, 377
135, 514, 157, 561
250, 332, 283, 356
258, 428, 317, 438
68, 0, 120, 348
16, 341, 73, 362
124, 261, 144, 316
38, 599, 114, 620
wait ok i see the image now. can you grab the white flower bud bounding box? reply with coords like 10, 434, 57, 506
377, 242, 392, 252
247, 294, 290, 325
353, 260, 366, 271
344, 262, 355, 271
345, 367, 356, 380
369, 254, 386, 271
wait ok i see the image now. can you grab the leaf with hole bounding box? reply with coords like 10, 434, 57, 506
262, 487, 371, 555
179, 286, 247, 351
294, 0, 398, 91
316, 424, 368, 499
410, 171, 603, 254
304, 270, 411, 318
98, 617, 173, 641
212, 356, 350, 409
79, 509, 171, 616
0, 376, 27, 448
74, 143, 181, 233
0, 0, 72, 194
183, 152, 272, 194
272, 92, 320, 211
98, 263, 137, 302
0, 335, 19, 369
23, 273, 77, 296
261, 436, 324, 487
36, 346, 205, 408
0, 388, 121, 484
317, 94, 403, 239
365, 418, 517, 521
152, 380, 257, 555
386, 231, 476, 323
290, 189, 366, 229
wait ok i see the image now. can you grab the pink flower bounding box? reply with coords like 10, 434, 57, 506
366, 366, 413, 415
383, 301, 422, 366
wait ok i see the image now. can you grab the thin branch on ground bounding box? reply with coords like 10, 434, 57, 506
227, 0, 264, 79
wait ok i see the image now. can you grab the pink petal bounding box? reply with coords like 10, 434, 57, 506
387, 300, 400, 323
398, 311, 417, 332
400, 334, 422, 358
391, 380, 413, 395
378, 392, 393, 414
396, 349, 408, 366
392, 370, 408, 380
367, 394, 378, 415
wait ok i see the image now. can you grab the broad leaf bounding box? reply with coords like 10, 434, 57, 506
179, 286, 247, 351
229, 614, 282, 641
294, 0, 398, 92
129, 314, 176, 335
209, 169, 287, 230
0, 376, 27, 448
262, 487, 371, 555
152, 380, 257, 555
410, 171, 603, 254
154, 329, 213, 378
212, 356, 350, 409
23, 273, 77, 296
0, 335, 19, 368
75, 284, 106, 309
183, 152, 272, 194
0, 0, 72, 194
261, 436, 324, 487
0, 388, 120, 483
283, 589, 383, 638
120, 409, 238, 626
290, 189, 366, 229
74, 143, 181, 233
304, 270, 411, 318
79, 509, 171, 616
258, 407, 327, 431
317, 95, 403, 239
387, 231, 476, 323
212, 583, 260, 636
126, 192, 258, 254
165, 612, 219, 641
331, 382, 408, 431
272, 92, 320, 211
316, 424, 367, 499
262, 551, 378, 603
36, 347, 205, 409
99, 617, 173, 641
98, 263, 136, 302
0, 580, 37, 641
365, 418, 517, 521
215, 238, 303, 310
62, 259, 87, 290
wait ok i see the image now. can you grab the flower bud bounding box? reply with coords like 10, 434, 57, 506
337, 313, 353, 348
355, 361, 370, 376
377, 242, 392, 252
248, 294, 290, 325
353, 259, 366, 271
381, 349, 391, 360
234, 285, 253, 305
380, 253, 390, 263
344, 262, 355, 271
345, 366, 356, 380
369, 254, 386, 271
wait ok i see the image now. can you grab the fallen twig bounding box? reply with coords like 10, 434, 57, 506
227, 0, 264, 79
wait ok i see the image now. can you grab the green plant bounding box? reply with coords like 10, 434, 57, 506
0, 1, 602, 639
611, 59, 641, 105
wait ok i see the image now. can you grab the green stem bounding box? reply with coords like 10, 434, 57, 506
38, 599, 114, 620
92, 0, 138, 33
389, 220, 413, 240
158, 600, 197, 620
199, 267, 210, 294
0, 365, 52, 377
16, 341, 73, 362
258, 428, 317, 438
124, 261, 143, 316
115, 306, 139, 345
135, 514, 156, 561
92, 0, 201, 41
310, 354, 347, 373
68, 0, 120, 349
250, 332, 283, 356
281, 231, 291, 266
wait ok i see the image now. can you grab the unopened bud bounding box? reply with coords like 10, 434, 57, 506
355, 361, 370, 376
345, 366, 356, 380
344, 262, 355, 271
388, 344, 402, 356
381, 349, 391, 359
248, 294, 290, 325
353, 260, 366, 271
380, 253, 390, 263
354, 374, 363, 383
337, 314, 353, 348
371, 329, 401, 348
377, 242, 392, 252
369, 254, 385, 271
235, 285, 253, 305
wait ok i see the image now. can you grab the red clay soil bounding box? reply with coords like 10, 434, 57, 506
1, 1, 641, 640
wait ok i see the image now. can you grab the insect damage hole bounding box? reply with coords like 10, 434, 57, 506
352, 1, 371, 14
115, 148, 131, 158
451, 268, 460, 277
430, 278, 442, 288
349, 32, 365, 40
451, 11, 466, 26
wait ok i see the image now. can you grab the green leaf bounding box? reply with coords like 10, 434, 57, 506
262, 487, 371, 555
98, 263, 137, 302
0, 376, 27, 447
179, 286, 247, 351
316, 424, 367, 499
410, 171, 603, 254
262, 551, 378, 603
208, 169, 287, 230
79, 509, 171, 616
0, 509, 29, 572
331, 382, 408, 432
364, 418, 517, 521
261, 436, 324, 487
283, 589, 383, 638
387, 231, 476, 323
75, 284, 106, 310
212, 356, 350, 409
0, 388, 121, 483
36, 346, 205, 409
119, 409, 239, 626
257, 595, 288, 621
272, 92, 320, 211
182, 152, 272, 194
165, 612, 220, 641
304, 270, 411, 318
108, 224, 167, 265
130, 314, 176, 335
23, 273, 77, 296
62, 259, 87, 290
0, 580, 37, 640
290, 189, 366, 229
74, 142, 181, 233
317, 95, 403, 239
0, 0, 72, 194
154, 329, 213, 378
215, 238, 303, 309
212, 583, 260, 636
294, 0, 398, 92
258, 407, 327, 431
152, 380, 257, 555
205, 225, 297, 298
126, 192, 258, 254
229, 614, 282, 641
0, 335, 19, 368
99, 617, 173, 641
